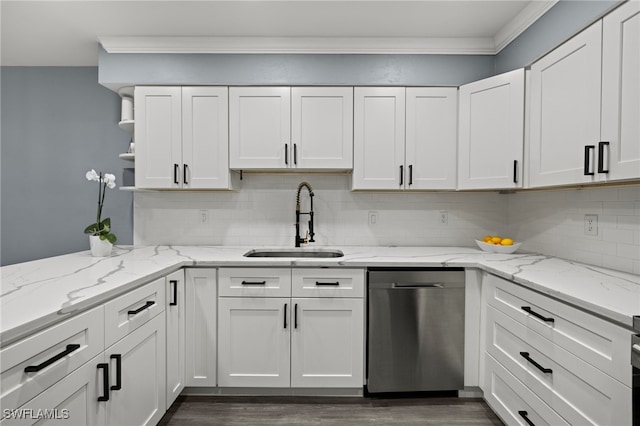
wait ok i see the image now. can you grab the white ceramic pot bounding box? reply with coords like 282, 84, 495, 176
89, 235, 113, 257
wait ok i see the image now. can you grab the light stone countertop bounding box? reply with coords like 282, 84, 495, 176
1, 245, 639, 346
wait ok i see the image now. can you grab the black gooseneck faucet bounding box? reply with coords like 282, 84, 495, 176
295, 181, 315, 247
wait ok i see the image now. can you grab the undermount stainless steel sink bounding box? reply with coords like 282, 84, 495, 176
243, 248, 344, 258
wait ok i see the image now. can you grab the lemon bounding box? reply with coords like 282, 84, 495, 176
501, 238, 514, 246
482, 235, 492, 243
491, 236, 502, 244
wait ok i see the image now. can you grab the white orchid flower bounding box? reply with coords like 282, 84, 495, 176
86, 169, 99, 181
104, 173, 117, 189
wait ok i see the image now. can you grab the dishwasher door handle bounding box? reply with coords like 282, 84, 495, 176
392, 282, 444, 288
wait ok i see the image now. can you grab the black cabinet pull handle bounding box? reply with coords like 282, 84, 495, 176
408, 165, 413, 185
598, 141, 610, 174
513, 160, 518, 184
170, 280, 178, 306
24, 344, 81, 373
110, 354, 122, 391
521, 306, 554, 323
97, 363, 109, 402
584, 145, 595, 176
127, 301, 155, 316
183, 164, 189, 184
316, 281, 340, 286
399, 165, 404, 186
241, 280, 266, 285
285, 144, 289, 165
520, 351, 552, 374
284, 303, 288, 329
174, 163, 180, 184
518, 411, 535, 426
294, 143, 298, 165
294, 303, 298, 329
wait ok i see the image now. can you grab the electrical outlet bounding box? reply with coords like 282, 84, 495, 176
199, 209, 209, 224
368, 211, 378, 226
439, 211, 449, 226
584, 214, 598, 236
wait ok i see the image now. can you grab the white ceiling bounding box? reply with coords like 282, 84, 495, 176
1, 0, 557, 66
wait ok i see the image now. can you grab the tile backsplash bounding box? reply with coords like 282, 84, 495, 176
134, 175, 640, 274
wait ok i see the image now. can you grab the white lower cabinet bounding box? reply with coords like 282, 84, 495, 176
481, 273, 633, 426
217, 297, 291, 388
185, 268, 217, 387
290, 298, 363, 388
165, 270, 186, 407
217, 267, 365, 390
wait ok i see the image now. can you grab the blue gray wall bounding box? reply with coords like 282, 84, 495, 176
0, 0, 620, 265
1, 67, 133, 266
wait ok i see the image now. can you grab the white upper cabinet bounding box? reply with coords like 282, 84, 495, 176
406, 88, 458, 190
353, 87, 406, 190
291, 87, 354, 169
229, 87, 291, 169
601, 1, 640, 182
458, 69, 525, 190
229, 87, 353, 170
135, 86, 230, 189
353, 87, 458, 190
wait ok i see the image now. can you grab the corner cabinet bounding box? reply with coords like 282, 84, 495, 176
353, 87, 457, 190
135, 86, 230, 189
529, 1, 640, 188
458, 69, 524, 190
229, 87, 353, 170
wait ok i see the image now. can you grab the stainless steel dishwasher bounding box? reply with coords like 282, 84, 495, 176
367, 268, 465, 394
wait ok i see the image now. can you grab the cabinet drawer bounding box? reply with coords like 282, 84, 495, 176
218, 268, 291, 297
484, 273, 632, 386
0, 306, 104, 411
486, 305, 632, 426
104, 277, 165, 348
484, 353, 569, 426
292, 268, 364, 298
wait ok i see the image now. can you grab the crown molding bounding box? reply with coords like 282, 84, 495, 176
494, 0, 558, 53
99, 36, 498, 56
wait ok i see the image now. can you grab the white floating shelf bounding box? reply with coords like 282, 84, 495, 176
118, 120, 135, 132
119, 153, 135, 161
119, 186, 137, 192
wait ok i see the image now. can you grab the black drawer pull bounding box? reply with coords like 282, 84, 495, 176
399, 165, 404, 186
408, 164, 413, 185
520, 352, 552, 374
110, 354, 122, 391
24, 344, 81, 373
174, 163, 180, 184
513, 160, 518, 184
521, 306, 554, 323
294, 303, 298, 329
127, 301, 155, 316
183, 164, 189, 184
170, 280, 178, 306
284, 303, 288, 329
584, 145, 595, 176
97, 363, 109, 402
518, 410, 535, 426
241, 280, 266, 285
316, 281, 340, 286
294, 143, 298, 165
285, 144, 289, 165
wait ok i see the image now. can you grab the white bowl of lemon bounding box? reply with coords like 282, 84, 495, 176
475, 236, 521, 254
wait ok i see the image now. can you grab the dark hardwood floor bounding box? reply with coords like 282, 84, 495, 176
158, 395, 504, 425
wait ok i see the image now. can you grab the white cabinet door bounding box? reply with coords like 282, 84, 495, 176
2, 354, 106, 426
291, 87, 353, 169
406, 87, 458, 190
182, 87, 230, 189
290, 298, 364, 388
165, 270, 185, 407
602, 1, 640, 182
105, 314, 166, 426
529, 22, 603, 187
185, 268, 217, 387
353, 87, 406, 189
217, 297, 290, 388
458, 69, 524, 190
135, 86, 182, 189
229, 87, 291, 169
